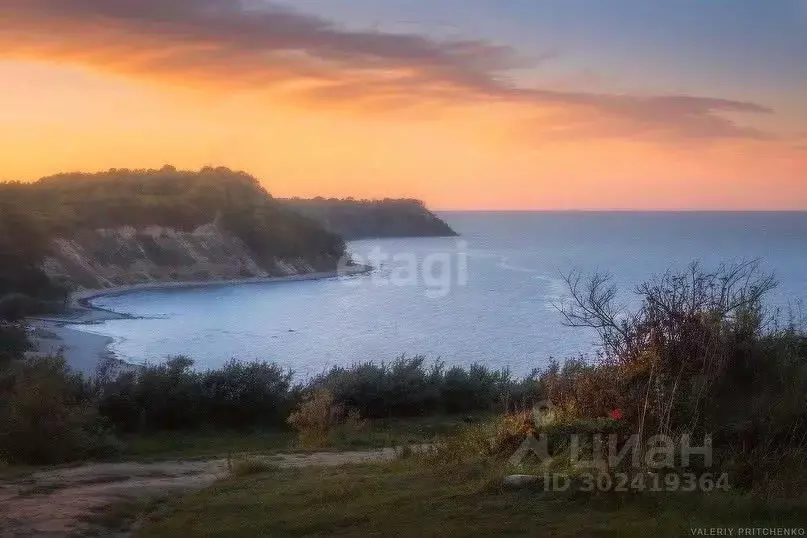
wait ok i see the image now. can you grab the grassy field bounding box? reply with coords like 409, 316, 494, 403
138, 459, 807, 537
4, 412, 804, 537
120, 430, 294, 461
119, 414, 483, 461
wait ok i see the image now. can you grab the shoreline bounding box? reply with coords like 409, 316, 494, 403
28, 265, 372, 374
69, 264, 372, 310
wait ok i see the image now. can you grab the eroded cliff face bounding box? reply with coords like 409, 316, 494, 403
42, 222, 331, 290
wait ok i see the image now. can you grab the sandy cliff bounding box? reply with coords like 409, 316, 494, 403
41, 222, 333, 290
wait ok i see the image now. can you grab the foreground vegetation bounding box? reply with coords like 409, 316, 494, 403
3, 263, 807, 475
117, 414, 478, 462
1, 261, 806, 535
139, 459, 807, 537
0, 350, 524, 464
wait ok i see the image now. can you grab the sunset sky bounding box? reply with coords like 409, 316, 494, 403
1, 0, 806, 209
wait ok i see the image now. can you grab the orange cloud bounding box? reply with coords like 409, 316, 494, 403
0, 0, 777, 142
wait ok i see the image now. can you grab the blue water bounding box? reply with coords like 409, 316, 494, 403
72, 212, 807, 378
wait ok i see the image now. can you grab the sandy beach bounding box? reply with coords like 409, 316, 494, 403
27, 265, 371, 374
28, 320, 119, 374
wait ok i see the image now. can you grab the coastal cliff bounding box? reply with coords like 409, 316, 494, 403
281, 198, 458, 240
0, 167, 345, 301
42, 222, 334, 290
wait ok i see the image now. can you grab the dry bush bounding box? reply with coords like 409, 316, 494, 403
556, 261, 780, 435
539, 358, 622, 421
490, 411, 535, 456
286, 389, 366, 449
553, 260, 807, 490
421, 411, 535, 468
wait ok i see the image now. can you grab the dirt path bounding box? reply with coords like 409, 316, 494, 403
0, 448, 402, 537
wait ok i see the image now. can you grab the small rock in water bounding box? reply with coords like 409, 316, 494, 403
503, 474, 539, 488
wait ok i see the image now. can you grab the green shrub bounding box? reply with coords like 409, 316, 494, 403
310, 355, 541, 418
0, 323, 32, 362
0, 294, 38, 322
99, 356, 204, 431
309, 357, 432, 418
202, 360, 296, 429
0, 355, 120, 464
98, 357, 298, 432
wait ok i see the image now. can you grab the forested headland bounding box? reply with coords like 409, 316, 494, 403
0, 167, 458, 317
0, 166, 349, 315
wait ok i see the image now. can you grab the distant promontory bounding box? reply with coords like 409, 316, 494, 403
281, 198, 458, 240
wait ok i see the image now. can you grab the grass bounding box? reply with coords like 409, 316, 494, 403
74, 499, 146, 537
118, 414, 481, 461
227, 455, 280, 477
75, 497, 171, 537
120, 430, 294, 461
138, 459, 807, 537
0, 462, 41, 480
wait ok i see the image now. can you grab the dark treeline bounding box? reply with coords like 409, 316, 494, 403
98, 355, 539, 433
0, 353, 539, 464
309, 357, 540, 418
282, 197, 458, 239
0, 167, 345, 315
98, 357, 298, 433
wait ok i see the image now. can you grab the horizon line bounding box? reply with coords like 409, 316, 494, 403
433, 208, 807, 213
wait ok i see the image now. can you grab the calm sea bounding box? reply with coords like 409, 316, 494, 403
72, 212, 807, 378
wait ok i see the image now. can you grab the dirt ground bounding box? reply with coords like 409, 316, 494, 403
0, 448, 401, 537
